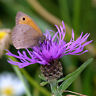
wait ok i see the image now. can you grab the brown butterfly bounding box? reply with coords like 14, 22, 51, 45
12, 12, 45, 49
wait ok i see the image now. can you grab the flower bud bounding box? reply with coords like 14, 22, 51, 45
40, 60, 63, 80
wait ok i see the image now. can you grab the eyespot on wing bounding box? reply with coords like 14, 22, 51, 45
16, 11, 42, 35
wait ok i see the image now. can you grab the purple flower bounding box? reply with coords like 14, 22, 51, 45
6, 21, 92, 68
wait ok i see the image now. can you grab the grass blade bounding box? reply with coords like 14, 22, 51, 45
59, 58, 93, 92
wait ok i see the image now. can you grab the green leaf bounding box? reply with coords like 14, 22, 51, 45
40, 81, 48, 86
58, 58, 93, 92
39, 74, 46, 81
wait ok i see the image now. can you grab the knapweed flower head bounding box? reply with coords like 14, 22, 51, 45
6, 21, 92, 68
0, 72, 25, 96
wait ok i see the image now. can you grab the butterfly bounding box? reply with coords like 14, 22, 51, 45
12, 11, 45, 49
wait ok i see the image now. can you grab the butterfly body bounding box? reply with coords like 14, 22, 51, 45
12, 12, 44, 49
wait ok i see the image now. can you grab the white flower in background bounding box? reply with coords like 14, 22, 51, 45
0, 29, 11, 57
0, 72, 25, 96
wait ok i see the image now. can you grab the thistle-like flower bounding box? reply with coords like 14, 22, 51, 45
6, 21, 92, 80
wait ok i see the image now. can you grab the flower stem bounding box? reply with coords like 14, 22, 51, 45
11, 65, 32, 96
49, 79, 62, 96
6, 55, 31, 96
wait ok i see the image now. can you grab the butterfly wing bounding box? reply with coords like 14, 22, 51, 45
12, 24, 42, 49
16, 11, 42, 36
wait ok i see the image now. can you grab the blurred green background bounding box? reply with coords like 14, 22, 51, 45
0, 0, 96, 96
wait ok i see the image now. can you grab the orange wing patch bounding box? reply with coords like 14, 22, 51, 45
19, 16, 42, 36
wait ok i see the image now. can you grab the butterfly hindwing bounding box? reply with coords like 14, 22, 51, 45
12, 24, 41, 49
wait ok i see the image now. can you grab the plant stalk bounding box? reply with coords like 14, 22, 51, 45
49, 79, 62, 96
11, 65, 32, 96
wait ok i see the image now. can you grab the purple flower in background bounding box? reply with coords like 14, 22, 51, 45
6, 21, 92, 68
